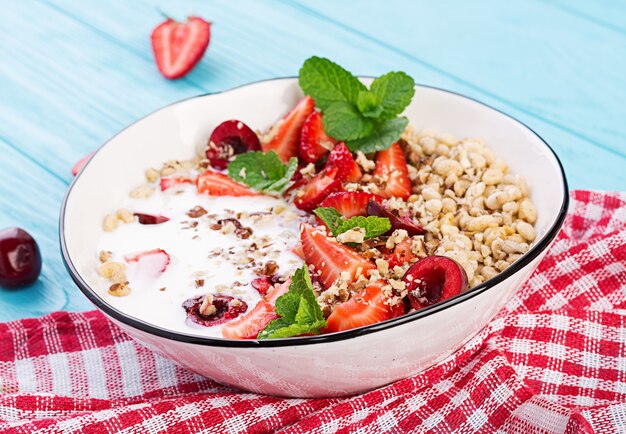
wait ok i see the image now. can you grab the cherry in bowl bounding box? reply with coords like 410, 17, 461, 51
0, 227, 42, 288
402, 256, 468, 310
206, 120, 261, 170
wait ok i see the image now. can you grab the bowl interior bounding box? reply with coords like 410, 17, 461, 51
62, 77, 567, 341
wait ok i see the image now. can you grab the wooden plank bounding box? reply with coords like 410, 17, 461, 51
547, 0, 626, 34
0, 140, 93, 320
288, 0, 626, 162
18, 0, 626, 190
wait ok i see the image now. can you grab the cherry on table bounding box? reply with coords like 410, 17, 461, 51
0, 227, 42, 288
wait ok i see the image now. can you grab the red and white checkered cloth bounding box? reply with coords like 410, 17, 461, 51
1, 190, 625, 433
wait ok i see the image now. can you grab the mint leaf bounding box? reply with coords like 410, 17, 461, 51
356, 90, 383, 118
299, 56, 367, 111
322, 101, 373, 141
257, 266, 326, 339
314, 207, 391, 240
370, 72, 415, 120
346, 117, 409, 153
228, 151, 297, 194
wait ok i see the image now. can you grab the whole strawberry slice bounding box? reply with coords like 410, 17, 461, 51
374, 142, 412, 199
300, 111, 336, 164
262, 96, 315, 162
326, 280, 407, 333
151, 16, 211, 80
325, 142, 362, 183
196, 170, 259, 196
125, 248, 171, 276
300, 223, 375, 290
319, 191, 383, 218
294, 167, 341, 212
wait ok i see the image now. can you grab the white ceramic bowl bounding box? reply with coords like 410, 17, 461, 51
60, 78, 568, 398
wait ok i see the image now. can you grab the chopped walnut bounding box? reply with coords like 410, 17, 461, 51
187, 206, 208, 218
108, 282, 130, 297
98, 261, 127, 284
98, 250, 112, 263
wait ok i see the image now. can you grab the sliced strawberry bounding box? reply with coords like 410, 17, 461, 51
386, 238, 416, 269
325, 142, 362, 183
300, 111, 336, 164
294, 167, 342, 212
160, 176, 193, 191
221, 279, 290, 339
373, 142, 412, 199
300, 223, 375, 290
402, 256, 468, 310
196, 170, 258, 196
206, 120, 261, 170
291, 245, 305, 260
134, 213, 170, 225
319, 192, 383, 218
151, 16, 211, 80
221, 300, 278, 339
326, 280, 407, 333
71, 152, 94, 176
125, 248, 170, 275
262, 96, 315, 162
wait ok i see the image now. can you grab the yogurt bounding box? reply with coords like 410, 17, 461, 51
97, 184, 305, 338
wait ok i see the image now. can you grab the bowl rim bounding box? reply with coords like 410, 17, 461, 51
59, 77, 569, 348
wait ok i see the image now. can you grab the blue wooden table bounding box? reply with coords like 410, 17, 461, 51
1, 1, 625, 322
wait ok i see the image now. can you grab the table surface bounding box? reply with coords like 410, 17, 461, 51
1, 0, 625, 322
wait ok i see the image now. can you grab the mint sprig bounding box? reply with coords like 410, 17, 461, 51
299, 57, 415, 153
228, 151, 298, 194
257, 266, 327, 339
313, 207, 391, 241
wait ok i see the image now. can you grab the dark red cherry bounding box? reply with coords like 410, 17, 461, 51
182, 294, 248, 327
134, 213, 170, 225
367, 200, 425, 236
206, 120, 261, 170
0, 228, 42, 288
402, 256, 468, 310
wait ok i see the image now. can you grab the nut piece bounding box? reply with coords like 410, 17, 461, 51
98, 250, 112, 263
145, 168, 160, 183
103, 214, 119, 232
199, 294, 217, 317
129, 184, 155, 199
187, 206, 208, 218
337, 228, 366, 244
98, 261, 127, 284
108, 282, 131, 297
116, 208, 135, 224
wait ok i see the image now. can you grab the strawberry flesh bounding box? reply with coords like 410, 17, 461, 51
125, 248, 171, 275
386, 238, 416, 269
160, 176, 193, 191
300, 223, 375, 290
300, 111, 336, 164
206, 120, 261, 170
262, 96, 315, 162
183, 295, 248, 327
151, 16, 211, 80
373, 142, 412, 199
294, 167, 342, 212
71, 152, 94, 176
221, 300, 278, 339
326, 280, 407, 333
134, 213, 170, 225
196, 170, 258, 196
402, 256, 468, 310
325, 142, 362, 183
319, 191, 383, 218
367, 200, 425, 236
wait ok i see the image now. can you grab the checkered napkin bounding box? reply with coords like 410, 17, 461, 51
1, 190, 625, 433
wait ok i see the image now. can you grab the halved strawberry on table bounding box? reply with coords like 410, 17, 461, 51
151, 16, 211, 80
300, 111, 336, 164
300, 223, 375, 290
294, 167, 342, 212
196, 170, 259, 196
221, 280, 290, 339
262, 96, 315, 163
325, 142, 362, 183
374, 142, 412, 200
325, 280, 407, 333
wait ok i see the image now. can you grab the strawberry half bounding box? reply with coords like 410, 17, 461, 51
151, 16, 211, 80
319, 191, 383, 218
326, 280, 407, 333
160, 176, 194, 191
374, 142, 412, 199
196, 170, 259, 196
300, 111, 336, 164
262, 96, 315, 162
300, 223, 375, 290
386, 238, 416, 269
125, 248, 171, 275
221, 280, 290, 339
294, 167, 342, 212
325, 142, 362, 183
